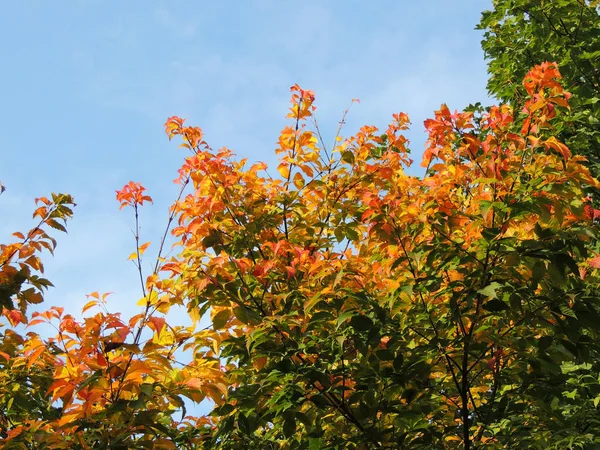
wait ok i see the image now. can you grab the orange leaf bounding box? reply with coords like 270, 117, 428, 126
544, 136, 571, 160
185, 378, 203, 389
3, 309, 24, 327
285, 266, 296, 279
139, 241, 151, 255
27, 318, 47, 327
148, 316, 166, 336
27, 345, 46, 369
589, 256, 600, 268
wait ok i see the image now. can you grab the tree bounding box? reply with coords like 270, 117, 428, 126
478, 0, 600, 178
2, 63, 600, 449
156, 67, 599, 448
0, 185, 219, 449
0, 191, 74, 443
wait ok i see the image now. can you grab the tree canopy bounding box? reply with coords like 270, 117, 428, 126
2, 63, 600, 449
1, 4, 600, 449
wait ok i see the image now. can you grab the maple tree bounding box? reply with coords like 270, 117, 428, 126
1, 61, 600, 449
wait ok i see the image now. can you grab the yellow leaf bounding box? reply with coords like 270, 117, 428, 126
82, 300, 98, 314
188, 306, 201, 325
156, 301, 171, 314
293, 172, 305, 189
300, 164, 314, 178
407, 205, 419, 216
278, 163, 290, 179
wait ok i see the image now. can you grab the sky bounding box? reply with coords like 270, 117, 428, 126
0, 0, 493, 414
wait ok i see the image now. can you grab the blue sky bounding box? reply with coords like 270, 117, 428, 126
0, 0, 492, 413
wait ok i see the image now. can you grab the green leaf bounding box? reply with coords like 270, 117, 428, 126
483, 298, 509, 312
345, 226, 359, 241
283, 413, 296, 437
213, 309, 231, 329
559, 304, 577, 319
531, 261, 546, 287
309, 438, 323, 449
336, 310, 356, 330
232, 306, 261, 325
393, 353, 404, 372
309, 394, 329, 409
237, 413, 250, 434
305, 292, 323, 313
350, 315, 373, 332
341, 151, 355, 165
479, 200, 492, 219
478, 282, 503, 299
376, 349, 395, 361
334, 226, 345, 243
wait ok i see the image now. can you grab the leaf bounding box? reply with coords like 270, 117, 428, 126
46, 219, 66, 233
232, 306, 261, 325
341, 151, 355, 164
483, 298, 509, 312
82, 299, 98, 313
309, 394, 329, 409
27, 345, 46, 369
350, 315, 373, 332
212, 309, 231, 329
202, 231, 220, 249
376, 349, 395, 361
336, 310, 356, 330
283, 413, 296, 437
477, 282, 503, 299
148, 316, 166, 335
304, 292, 323, 313
103, 341, 124, 352
278, 163, 290, 179
345, 226, 359, 241
393, 353, 404, 372
293, 172, 305, 189
589, 256, 600, 268
238, 413, 250, 434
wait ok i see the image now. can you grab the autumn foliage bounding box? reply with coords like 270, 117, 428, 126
2, 64, 600, 449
